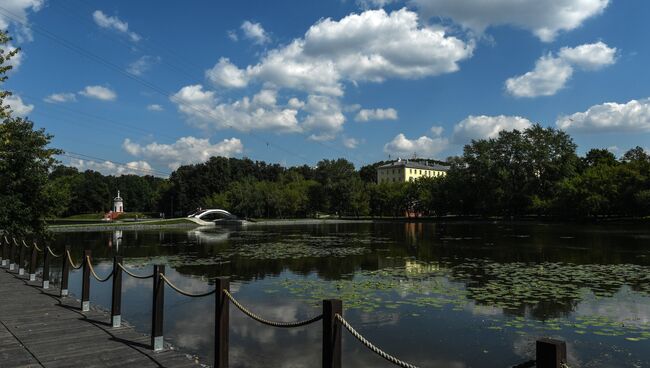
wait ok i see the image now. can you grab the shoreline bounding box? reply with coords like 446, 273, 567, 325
46, 215, 650, 232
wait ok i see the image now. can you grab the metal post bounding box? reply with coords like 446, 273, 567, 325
536, 338, 567, 368
18, 241, 26, 275
214, 277, 230, 368
29, 244, 38, 281
60, 245, 70, 296
111, 256, 123, 327
151, 264, 165, 351
1, 236, 6, 266
42, 247, 50, 289
9, 238, 16, 270
81, 250, 91, 311
322, 299, 343, 368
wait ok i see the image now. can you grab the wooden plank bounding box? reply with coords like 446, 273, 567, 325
0, 268, 202, 368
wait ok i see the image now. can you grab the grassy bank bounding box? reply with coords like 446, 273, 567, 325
47, 218, 201, 232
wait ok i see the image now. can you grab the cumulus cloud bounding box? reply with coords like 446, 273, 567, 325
302, 95, 345, 140
505, 42, 616, 98
557, 41, 617, 70
147, 104, 163, 111
556, 98, 650, 133
410, 0, 610, 42
452, 115, 533, 143
92, 10, 141, 42
4, 94, 34, 116
127, 55, 159, 76
430, 125, 444, 136
69, 159, 156, 176
122, 136, 244, 170
0, 0, 43, 42
241, 21, 271, 45
342, 137, 360, 149
216, 8, 473, 96
171, 85, 301, 133
79, 85, 117, 101
355, 108, 398, 122
44, 92, 76, 103
384, 133, 449, 157
183, 8, 473, 140
205, 58, 249, 88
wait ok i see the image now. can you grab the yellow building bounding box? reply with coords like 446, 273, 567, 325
377, 159, 449, 184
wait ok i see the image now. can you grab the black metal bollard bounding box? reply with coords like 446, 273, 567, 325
322, 299, 343, 368
536, 338, 567, 368
18, 241, 26, 276
81, 250, 91, 311
9, 238, 17, 270
42, 246, 51, 289
60, 245, 71, 297
111, 256, 123, 327
214, 277, 230, 368
29, 244, 38, 281
151, 264, 165, 351
1, 236, 6, 266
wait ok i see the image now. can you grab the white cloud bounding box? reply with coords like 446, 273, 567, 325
127, 55, 159, 76
79, 85, 117, 101
92, 10, 141, 42
147, 104, 163, 111
241, 21, 271, 45
383, 133, 449, 157
556, 98, 650, 133
44, 92, 76, 103
505, 55, 573, 98
355, 108, 398, 122
69, 159, 156, 176
505, 42, 616, 98
224, 8, 473, 96
4, 94, 34, 116
0, 0, 43, 42
452, 115, 533, 142
430, 125, 444, 136
302, 95, 345, 140
342, 137, 360, 149
410, 0, 610, 42
557, 41, 617, 70
171, 85, 301, 133
205, 58, 249, 88
227, 30, 238, 42
122, 136, 244, 170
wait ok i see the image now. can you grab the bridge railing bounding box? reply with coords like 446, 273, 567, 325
0, 235, 569, 368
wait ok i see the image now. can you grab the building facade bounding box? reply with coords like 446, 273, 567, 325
377, 159, 449, 184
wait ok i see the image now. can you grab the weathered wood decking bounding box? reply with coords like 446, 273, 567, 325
0, 268, 201, 368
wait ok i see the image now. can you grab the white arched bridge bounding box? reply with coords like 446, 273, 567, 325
187, 209, 239, 225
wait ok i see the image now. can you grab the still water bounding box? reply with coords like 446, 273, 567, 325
50, 222, 650, 367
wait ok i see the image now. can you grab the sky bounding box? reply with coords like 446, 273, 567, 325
1, 0, 649, 176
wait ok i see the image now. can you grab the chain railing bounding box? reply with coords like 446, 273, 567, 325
0, 236, 572, 368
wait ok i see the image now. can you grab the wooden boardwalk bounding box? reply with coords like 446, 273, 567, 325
0, 268, 201, 368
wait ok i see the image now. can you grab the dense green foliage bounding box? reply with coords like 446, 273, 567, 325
0, 32, 62, 235
46, 124, 650, 220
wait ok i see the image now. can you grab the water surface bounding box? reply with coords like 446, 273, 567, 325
50, 222, 650, 367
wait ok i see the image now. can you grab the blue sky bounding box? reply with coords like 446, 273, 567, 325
1, 0, 649, 176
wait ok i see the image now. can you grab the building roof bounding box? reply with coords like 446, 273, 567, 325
378, 160, 450, 171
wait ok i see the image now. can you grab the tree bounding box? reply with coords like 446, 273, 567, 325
0, 31, 62, 235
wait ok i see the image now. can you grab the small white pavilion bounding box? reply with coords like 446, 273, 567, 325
113, 191, 124, 213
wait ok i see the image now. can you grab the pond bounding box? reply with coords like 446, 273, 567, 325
50, 221, 650, 367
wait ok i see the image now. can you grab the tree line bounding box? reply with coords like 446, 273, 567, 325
43, 124, 650, 221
